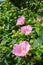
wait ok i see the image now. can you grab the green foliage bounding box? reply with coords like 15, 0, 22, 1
0, 0, 43, 65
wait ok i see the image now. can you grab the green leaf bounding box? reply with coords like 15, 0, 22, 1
0, 58, 9, 65
32, 38, 43, 48
6, 24, 10, 31
10, 39, 16, 44
39, 29, 43, 40
1, 39, 8, 44
0, 61, 6, 65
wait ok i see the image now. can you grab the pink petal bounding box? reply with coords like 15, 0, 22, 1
21, 25, 32, 36
16, 16, 25, 25
12, 41, 30, 57
12, 44, 21, 56
36, 17, 42, 22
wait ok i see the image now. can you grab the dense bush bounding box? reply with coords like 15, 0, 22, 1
0, 0, 43, 65
10, 0, 43, 10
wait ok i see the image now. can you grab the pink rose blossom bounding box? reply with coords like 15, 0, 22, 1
16, 16, 25, 25
36, 17, 42, 22
12, 41, 30, 57
21, 25, 32, 36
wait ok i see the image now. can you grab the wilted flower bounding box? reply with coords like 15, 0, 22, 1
21, 25, 32, 36
16, 16, 25, 25
12, 41, 30, 57
36, 17, 42, 22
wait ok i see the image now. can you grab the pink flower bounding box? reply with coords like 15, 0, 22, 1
12, 41, 30, 57
16, 16, 25, 25
21, 25, 32, 36
36, 17, 42, 22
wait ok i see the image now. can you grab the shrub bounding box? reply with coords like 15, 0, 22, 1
0, 0, 43, 65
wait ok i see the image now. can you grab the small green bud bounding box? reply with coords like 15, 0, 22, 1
41, 23, 43, 27
26, 1, 28, 4
9, 2, 11, 4
18, 29, 20, 32
30, 39, 34, 44
2, 47, 6, 51
12, 30, 15, 33
28, 53, 32, 56
14, 33, 18, 37
24, 8, 27, 11
10, 45, 12, 48
34, 55, 41, 61
11, 35, 15, 38
10, 13, 12, 16
18, 16, 20, 18
14, 17, 17, 19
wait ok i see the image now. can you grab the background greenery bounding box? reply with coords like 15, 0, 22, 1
0, 0, 43, 65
